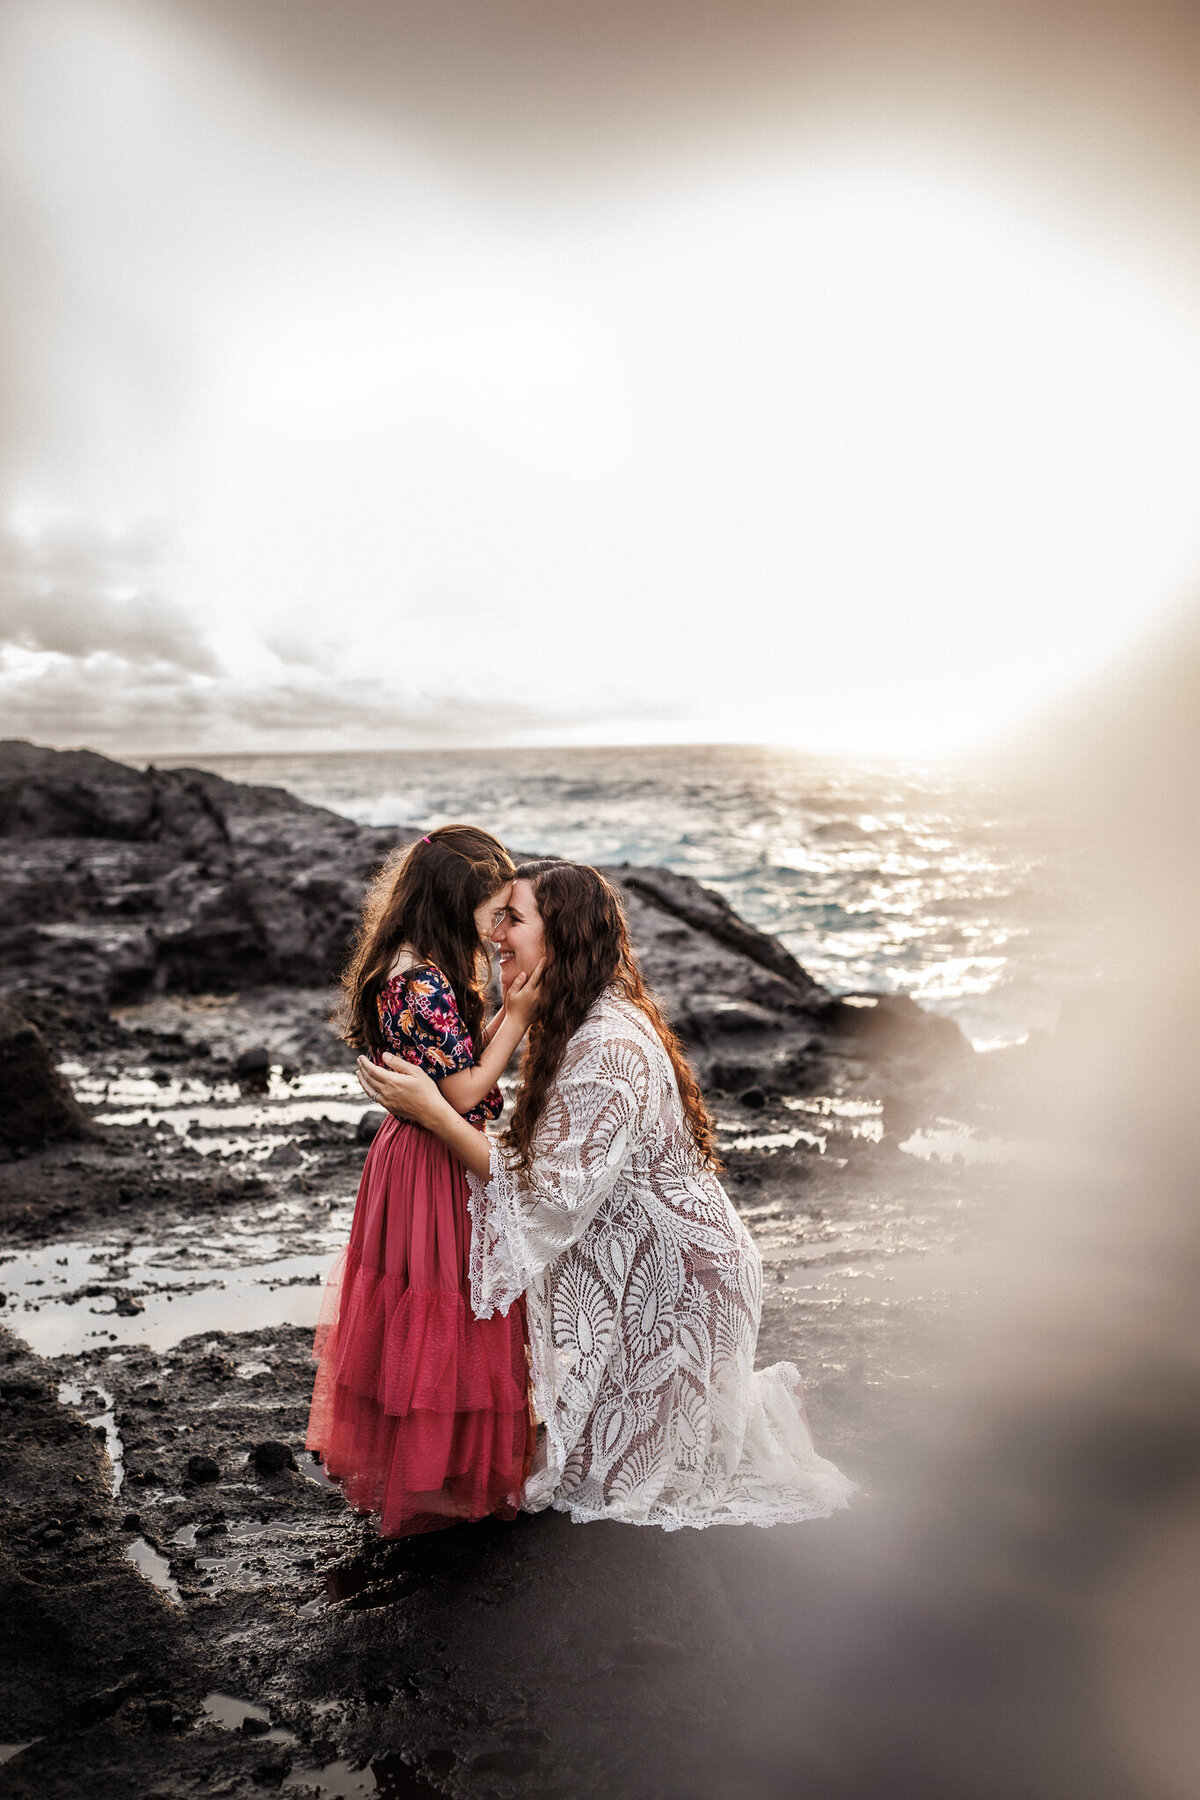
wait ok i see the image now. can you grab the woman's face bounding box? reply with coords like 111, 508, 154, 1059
492, 877, 546, 995
474, 883, 512, 952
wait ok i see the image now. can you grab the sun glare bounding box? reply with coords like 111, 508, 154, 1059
179, 143, 1200, 754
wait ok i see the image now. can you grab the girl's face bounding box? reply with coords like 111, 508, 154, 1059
474, 883, 512, 953
492, 877, 546, 995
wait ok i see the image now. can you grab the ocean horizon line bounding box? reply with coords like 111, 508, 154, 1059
125, 741, 982, 772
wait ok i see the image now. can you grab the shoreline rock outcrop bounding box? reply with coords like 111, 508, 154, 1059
0, 739, 971, 1092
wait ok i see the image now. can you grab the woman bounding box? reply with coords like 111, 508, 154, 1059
356, 858, 854, 1529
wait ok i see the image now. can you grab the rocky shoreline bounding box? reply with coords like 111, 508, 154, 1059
0, 741, 1014, 1799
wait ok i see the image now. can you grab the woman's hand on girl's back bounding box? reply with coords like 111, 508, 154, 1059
357, 1053, 444, 1126
503, 958, 546, 1030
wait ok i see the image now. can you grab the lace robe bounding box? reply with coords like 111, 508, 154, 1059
467, 990, 855, 1529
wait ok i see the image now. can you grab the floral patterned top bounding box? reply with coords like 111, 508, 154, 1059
376, 961, 502, 1127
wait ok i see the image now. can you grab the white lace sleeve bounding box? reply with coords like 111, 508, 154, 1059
466, 1029, 642, 1321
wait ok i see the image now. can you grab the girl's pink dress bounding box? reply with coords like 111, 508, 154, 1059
306, 964, 533, 1535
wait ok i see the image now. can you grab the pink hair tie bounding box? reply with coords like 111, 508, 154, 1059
422, 835, 431, 845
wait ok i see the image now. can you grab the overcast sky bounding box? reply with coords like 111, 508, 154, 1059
5, 0, 1200, 757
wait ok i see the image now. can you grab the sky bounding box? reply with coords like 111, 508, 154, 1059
5, 0, 1200, 757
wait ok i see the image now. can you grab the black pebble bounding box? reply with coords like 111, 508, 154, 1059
356, 1108, 385, 1145
739, 1086, 767, 1109
251, 1755, 291, 1789
252, 1440, 298, 1475
186, 1453, 220, 1484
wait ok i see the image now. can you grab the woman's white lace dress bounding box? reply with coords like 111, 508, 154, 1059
467, 989, 855, 1529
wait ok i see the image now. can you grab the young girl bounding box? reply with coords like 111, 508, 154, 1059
306, 824, 541, 1536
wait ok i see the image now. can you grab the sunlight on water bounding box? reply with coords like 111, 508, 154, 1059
162, 747, 1095, 1046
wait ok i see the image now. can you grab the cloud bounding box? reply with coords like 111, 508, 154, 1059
0, 523, 219, 674
263, 632, 340, 670
0, 521, 605, 752
0, 652, 597, 754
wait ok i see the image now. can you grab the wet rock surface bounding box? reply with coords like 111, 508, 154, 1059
0, 1070, 1012, 1796
0, 739, 403, 1013
0, 740, 970, 1098
0, 997, 97, 1157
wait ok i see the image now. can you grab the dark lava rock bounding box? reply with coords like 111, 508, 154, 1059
739, 1086, 767, 1110
113, 1294, 145, 1317
356, 1108, 386, 1145
609, 864, 823, 998
251, 1440, 298, 1475
0, 996, 98, 1155
470, 1747, 543, 1776
0, 742, 972, 1099
251, 1754, 292, 1788
0, 739, 405, 1004
0, 1329, 193, 1742
263, 1140, 302, 1168
822, 993, 974, 1069
185, 1454, 220, 1484
235, 1046, 271, 1082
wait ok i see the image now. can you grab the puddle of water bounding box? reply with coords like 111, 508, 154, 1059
200, 1692, 295, 1744
92, 1099, 368, 1141
785, 1096, 883, 1125
13, 1250, 336, 1355
63, 1059, 370, 1159
125, 1535, 181, 1603
726, 1126, 827, 1153
70, 1066, 361, 1105
300, 1452, 340, 1492
196, 1552, 268, 1591
721, 1095, 888, 1156
278, 1072, 366, 1101
59, 1376, 123, 1493
899, 1121, 1020, 1164
6, 1223, 349, 1356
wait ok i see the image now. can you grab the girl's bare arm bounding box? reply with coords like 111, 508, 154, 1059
437, 962, 544, 1114
480, 1002, 507, 1046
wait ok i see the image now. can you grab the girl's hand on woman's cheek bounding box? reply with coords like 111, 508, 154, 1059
504, 957, 546, 1028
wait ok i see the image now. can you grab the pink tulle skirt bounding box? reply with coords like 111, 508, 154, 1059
306, 1114, 533, 1536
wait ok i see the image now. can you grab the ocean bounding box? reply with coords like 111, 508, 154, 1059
157, 745, 1096, 1050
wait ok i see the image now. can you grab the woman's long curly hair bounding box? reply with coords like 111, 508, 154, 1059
504, 859, 721, 1174
340, 825, 515, 1059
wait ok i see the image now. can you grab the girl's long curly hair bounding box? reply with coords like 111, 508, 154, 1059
504, 859, 721, 1174
340, 825, 515, 1058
